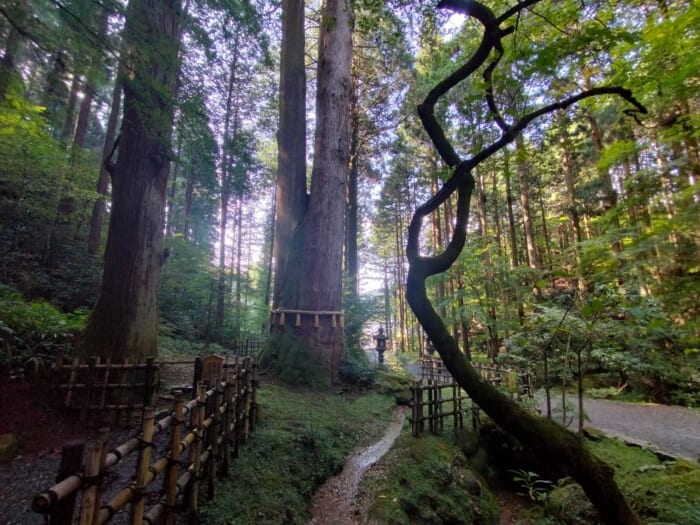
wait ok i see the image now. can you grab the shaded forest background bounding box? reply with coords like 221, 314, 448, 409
0, 0, 698, 404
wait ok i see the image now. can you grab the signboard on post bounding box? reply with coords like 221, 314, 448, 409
201, 355, 224, 387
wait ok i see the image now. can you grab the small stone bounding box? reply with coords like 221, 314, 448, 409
0, 433, 19, 462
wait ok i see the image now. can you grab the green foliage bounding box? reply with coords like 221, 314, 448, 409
203, 384, 394, 525
159, 235, 218, 341
362, 433, 499, 525
0, 92, 102, 309
0, 285, 86, 373
509, 469, 554, 502
337, 342, 376, 386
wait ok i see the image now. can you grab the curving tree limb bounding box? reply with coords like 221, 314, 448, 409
407, 2, 646, 524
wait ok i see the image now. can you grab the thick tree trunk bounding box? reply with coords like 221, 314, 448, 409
80, 0, 181, 361
274, 0, 353, 378
273, 0, 308, 309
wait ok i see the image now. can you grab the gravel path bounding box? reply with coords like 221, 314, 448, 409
405, 359, 700, 462
547, 397, 700, 461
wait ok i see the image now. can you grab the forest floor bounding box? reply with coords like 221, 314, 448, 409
1, 360, 700, 525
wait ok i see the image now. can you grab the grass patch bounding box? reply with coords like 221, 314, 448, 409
587, 437, 700, 524
360, 433, 499, 525
202, 382, 395, 524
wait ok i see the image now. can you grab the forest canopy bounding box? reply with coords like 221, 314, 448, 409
0, 0, 697, 404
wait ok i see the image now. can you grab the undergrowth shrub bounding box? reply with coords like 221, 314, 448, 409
0, 284, 86, 376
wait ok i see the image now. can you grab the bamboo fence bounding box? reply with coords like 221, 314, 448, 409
409, 381, 474, 437
410, 363, 533, 437
33, 357, 258, 525
420, 357, 533, 399
52, 357, 158, 425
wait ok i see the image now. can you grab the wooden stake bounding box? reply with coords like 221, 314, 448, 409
79, 439, 103, 525
295, 313, 301, 327
131, 407, 155, 525
164, 392, 184, 525
314, 314, 320, 328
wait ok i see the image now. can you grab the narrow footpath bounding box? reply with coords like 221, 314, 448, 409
308, 405, 407, 525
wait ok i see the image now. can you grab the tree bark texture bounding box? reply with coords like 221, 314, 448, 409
87, 76, 121, 255
80, 0, 181, 361
273, 0, 308, 309
410, 1, 646, 523
293, 0, 353, 373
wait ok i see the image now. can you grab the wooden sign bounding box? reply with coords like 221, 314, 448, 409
201, 354, 224, 387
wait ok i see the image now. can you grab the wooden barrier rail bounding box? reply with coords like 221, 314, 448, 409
409, 381, 474, 437
410, 364, 534, 437
420, 357, 533, 400
33, 357, 258, 525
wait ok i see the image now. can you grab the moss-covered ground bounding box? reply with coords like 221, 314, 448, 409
202, 382, 395, 524
201, 378, 700, 525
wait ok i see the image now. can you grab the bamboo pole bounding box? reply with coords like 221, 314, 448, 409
221, 371, 235, 475
163, 392, 184, 525
187, 383, 206, 525
206, 384, 222, 499
79, 439, 103, 525
250, 361, 258, 432
242, 357, 252, 443
65, 357, 80, 408
33, 440, 84, 523
131, 407, 155, 525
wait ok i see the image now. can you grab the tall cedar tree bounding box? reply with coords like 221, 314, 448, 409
80, 0, 182, 361
409, 1, 646, 523
273, 0, 353, 378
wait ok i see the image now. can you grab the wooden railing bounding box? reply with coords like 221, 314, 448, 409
420, 357, 533, 399
411, 362, 534, 437
52, 357, 158, 425
33, 358, 257, 525
409, 381, 475, 437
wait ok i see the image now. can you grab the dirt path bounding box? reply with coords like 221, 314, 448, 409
308, 405, 407, 525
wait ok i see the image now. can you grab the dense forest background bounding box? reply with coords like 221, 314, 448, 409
0, 0, 697, 404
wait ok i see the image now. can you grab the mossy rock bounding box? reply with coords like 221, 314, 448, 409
546, 481, 598, 525
0, 433, 19, 461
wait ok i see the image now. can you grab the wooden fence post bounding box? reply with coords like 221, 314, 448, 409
47, 440, 84, 525
78, 439, 102, 525
242, 357, 252, 443
221, 371, 235, 475
206, 383, 222, 500
250, 361, 258, 432
191, 358, 203, 400
187, 383, 206, 525
131, 407, 155, 525
164, 392, 184, 525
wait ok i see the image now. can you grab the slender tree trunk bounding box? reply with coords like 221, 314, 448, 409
345, 81, 360, 297
0, 25, 21, 101
80, 0, 182, 361
515, 133, 540, 270
60, 74, 81, 144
